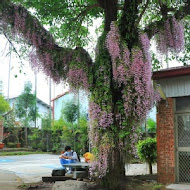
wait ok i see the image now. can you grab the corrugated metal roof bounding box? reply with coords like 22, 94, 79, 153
152, 66, 190, 80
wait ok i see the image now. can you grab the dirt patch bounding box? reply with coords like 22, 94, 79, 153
18, 178, 167, 190
124, 178, 167, 190
18, 182, 53, 190
92, 178, 167, 190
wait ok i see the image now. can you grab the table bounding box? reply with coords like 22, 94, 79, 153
62, 162, 89, 169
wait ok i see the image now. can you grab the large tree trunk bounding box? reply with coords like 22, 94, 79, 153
101, 145, 126, 189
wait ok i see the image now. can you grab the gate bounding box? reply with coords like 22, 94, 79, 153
176, 114, 190, 183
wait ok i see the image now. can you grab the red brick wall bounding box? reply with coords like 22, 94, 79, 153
157, 98, 175, 184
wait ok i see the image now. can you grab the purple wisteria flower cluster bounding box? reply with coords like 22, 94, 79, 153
9, 5, 90, 87
89, 101, 113, 131
156, 16, 184, 55
67, 69, 89, 90
106, 22, 157, 122
11, 5, 62, 83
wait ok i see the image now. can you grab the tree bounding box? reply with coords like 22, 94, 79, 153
62, 100, 78, 151
1, 0, 190, 188
15, 81, 37, 147
137, 138, 157, 174
0, 95, 10, 119
41, 114, 52, 152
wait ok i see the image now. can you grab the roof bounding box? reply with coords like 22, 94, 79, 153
51, 91, 69, 102
152, 66, 190, 80
6, 96, 51, 109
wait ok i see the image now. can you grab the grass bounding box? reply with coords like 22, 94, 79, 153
0, 151, 46, 156
153, 184, 165, 190
125, 179, 167, 190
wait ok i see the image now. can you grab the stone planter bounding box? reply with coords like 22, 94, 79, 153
0, 143, 4, 149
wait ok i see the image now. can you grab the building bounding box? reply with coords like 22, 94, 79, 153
51, 91, 88, 121
153, 66, 190, 184
7, 96, 51, 128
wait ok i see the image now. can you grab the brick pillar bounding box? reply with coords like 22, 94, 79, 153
0, 120, 3, 142
157, 98, 175, 184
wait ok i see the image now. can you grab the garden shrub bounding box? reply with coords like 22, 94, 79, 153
7, 142, 16, 148
137, 137, 157, 174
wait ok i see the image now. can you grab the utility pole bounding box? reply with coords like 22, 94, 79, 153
47, 77, 51, 152
34, 71, 37, 128
7, 45, 11, 102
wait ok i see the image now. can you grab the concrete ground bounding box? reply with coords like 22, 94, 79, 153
0, 154, 60, 190
0, 170, 22, 190
167, 184, 190, 190
1, 154, 190, 190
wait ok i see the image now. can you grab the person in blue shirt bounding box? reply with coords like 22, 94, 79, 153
59, 146, 79, 173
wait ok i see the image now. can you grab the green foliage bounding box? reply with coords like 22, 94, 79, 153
147, 118, 156, 133
75, 114, 88, 153
28, 128, 52, 152
15, 81, 37, 123
41, 114, 51, 131
62, 100, 78, 123
28, 128, 42, 149
7, 142, 17, 148
0, 95, 10, 116
151, 52, 162, 71
51, 119, 66, 153
12, 0, 102, 48
29, 113, 53, 152
137, 138, 157, 164
4, 109, 21, 143
153, 184, 164, 190
15, 81, 38, 147
51, 113, 88, 154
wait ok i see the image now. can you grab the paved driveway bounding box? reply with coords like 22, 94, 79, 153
0, 154, 60, 183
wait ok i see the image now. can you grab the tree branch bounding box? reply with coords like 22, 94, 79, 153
3, 32, 24, 65
136, 0, 150, 26
75, 3, 101, 21
0, 0, 92, 82
97, 0, 118, 31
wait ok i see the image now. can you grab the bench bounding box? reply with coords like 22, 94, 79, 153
63, 162, 90, 179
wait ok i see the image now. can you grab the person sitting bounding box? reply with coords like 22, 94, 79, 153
59, 146, 79, 173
